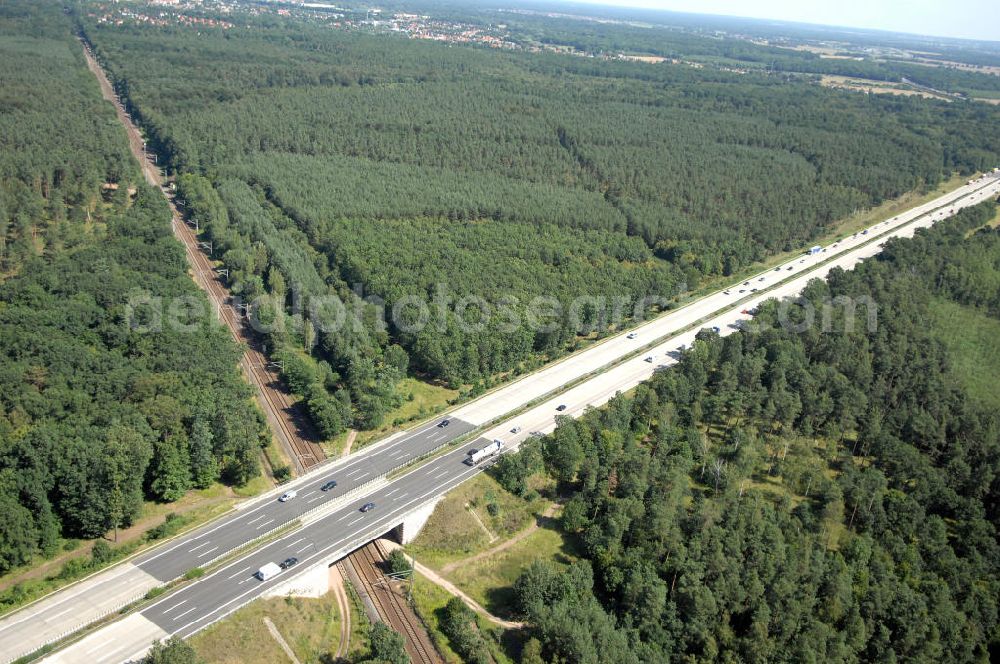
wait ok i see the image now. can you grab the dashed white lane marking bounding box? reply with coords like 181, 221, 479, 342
172, 606, 198, 622
256, 518, 274, 530
96, 646, 125, 663
162, 600, 187, 614
45, 606, 74, 620
84, 637, 115, 654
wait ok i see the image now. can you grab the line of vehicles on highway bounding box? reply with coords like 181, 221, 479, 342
250, 203, 1000, 584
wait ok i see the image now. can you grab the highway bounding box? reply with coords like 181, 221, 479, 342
7, 170, 998, 663
7, 31, 977, 664
478, 175, 1000, 444
132, 418, 477, 582
447, 173, 1000, 427
0, 417, 476, 660
29, 171, 1000, 664
44, 443, 493, 664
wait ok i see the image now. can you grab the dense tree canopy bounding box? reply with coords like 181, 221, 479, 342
0, 1, 267, 574
79, 3, 1000, 437
501, 202, 1000, 662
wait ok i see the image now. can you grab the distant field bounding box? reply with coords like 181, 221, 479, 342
904, 58, 1000, 77
820, 74, 947, 100
928, 297, 1000, 409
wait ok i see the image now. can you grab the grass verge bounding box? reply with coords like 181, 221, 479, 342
410, 571, 464, 664
445, 525, 573, 617
928, 297, 1000, 409
190, 594, 343, 663
407, 474, 551, 571
355, 377, 460, 448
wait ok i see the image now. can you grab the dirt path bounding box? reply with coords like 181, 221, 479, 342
341, 430, 358, 458
264, 616, 304, 664
328, 564, 351, 659
379, 541, 524, 630
416, 561, 523, 629
465, 504, 498, 543
440, 503, 559, 575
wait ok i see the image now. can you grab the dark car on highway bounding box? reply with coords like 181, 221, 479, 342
556, 404, 567, 412
280, 557, 298, 569
321, 480, 337, 492
437, 419, 450, 427
360, 502, 376, 512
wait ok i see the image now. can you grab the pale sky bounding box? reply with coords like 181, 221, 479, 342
564, 0, 1000, 42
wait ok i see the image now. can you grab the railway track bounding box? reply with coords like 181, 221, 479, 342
82, 42, 325, 473
347, 542, 441, 664
331, 563, 353, 660
169, 196, 325, 472
170, 211, 325, 472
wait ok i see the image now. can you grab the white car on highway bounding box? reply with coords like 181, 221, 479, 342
278, 490, 297, 502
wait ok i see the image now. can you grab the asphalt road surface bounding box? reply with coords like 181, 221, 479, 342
43, 441, 495, 664
135, 416, 477, 581
13, 172, 1000, 664
0, 417, 475, 663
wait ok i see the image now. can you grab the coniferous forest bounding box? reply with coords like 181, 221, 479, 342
78, 1, 1000, 435
0, 2, 266, 575
494, 202, 1000, 663
1, 2, 1000, 660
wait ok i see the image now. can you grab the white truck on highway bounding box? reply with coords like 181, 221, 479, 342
256, 562, 282, 581
466, 439, 504, 466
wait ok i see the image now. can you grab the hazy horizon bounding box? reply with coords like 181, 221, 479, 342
559, 0, 1000, 43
